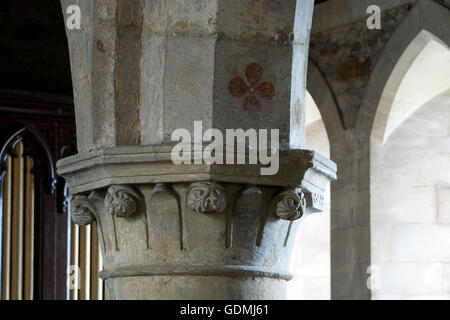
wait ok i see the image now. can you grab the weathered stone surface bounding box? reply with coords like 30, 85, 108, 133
308, 0, 450, 301
61, 0, 313, 151
58, 0, 338, 300
57, 145, 336, 194
108, 276, 287, 300
309, 2, 411, 128
371, 94, 450, 299
149, 184, 182, 251
61, 145, 337, 299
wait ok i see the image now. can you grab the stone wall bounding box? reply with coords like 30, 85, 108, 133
309, 0, 450, 299
310, 3, 412, 128
371, 90, 450, 299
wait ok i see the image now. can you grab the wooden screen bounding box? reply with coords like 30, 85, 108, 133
0, 142, 104, 300
0, 142, 35, 300
0, 91, 77, 299
67, 219, 104, 300
0, 92, 105, 300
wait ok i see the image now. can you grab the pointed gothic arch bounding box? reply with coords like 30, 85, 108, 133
358, 0, 450, 137
357, 0, 450, 299
371, 30, 450, 144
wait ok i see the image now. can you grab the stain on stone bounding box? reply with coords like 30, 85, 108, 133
351, 42, 362, 51
274, 27, 294, 45
332, 44, 340, 54
292, 100, 301, 128
337, 56, 370, 81
96, 40, 106, 53
320, 48, 330, 56
320, 44, 340, 56
170, 21, 203, 34
309, 4, 411, 128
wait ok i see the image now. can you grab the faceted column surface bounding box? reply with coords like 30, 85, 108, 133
59, 0, 336, 300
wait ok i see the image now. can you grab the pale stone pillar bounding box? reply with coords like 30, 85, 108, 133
58, 0, 336, 300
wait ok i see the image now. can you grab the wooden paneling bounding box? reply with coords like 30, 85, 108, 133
1, 156, 12, 299
24, 157, 35, 300
0, 91, 75, 300
1, 143, 35, 300
68, 221, 103, 300
90, 222, 103, 299
10, 142, 24, 300
69, 223, 79, 300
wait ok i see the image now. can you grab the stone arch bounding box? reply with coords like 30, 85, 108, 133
306, 60, 345, 142
371, 30, 450, 144
307, 61, 345, 290
305, 0, 450, 300
357, 0, 450, 138
356, 0, 450, 299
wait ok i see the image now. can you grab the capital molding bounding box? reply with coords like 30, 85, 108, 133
56, 145, 337, 195
99, 265, 293, 281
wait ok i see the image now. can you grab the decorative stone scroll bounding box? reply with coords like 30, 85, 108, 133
105, 185, 141, 217
70, 195, 96, 226
311, 192, 325, 209
186, 182, 228, 213
273, 190, 306, 221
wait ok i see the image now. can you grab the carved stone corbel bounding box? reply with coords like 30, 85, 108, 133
105, 185, 141, 217
70, 195, 96, 226
186, 182, 228, 213
273, 190, 307, 221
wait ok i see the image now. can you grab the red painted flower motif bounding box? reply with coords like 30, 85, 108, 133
228, 63, 275, 111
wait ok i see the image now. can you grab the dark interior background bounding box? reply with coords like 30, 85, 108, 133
0, 0, 332, 97
0, 0, 72, 95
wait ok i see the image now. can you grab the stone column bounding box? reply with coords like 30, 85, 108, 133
58, 0, 336, 300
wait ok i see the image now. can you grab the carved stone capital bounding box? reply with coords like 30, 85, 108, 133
273, 190, 306, 221
186, 182, 228, 213
56, 146, 337, 195
105, 185, 140, 217
70, 195, 96, 226
303, 191, 325, 213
